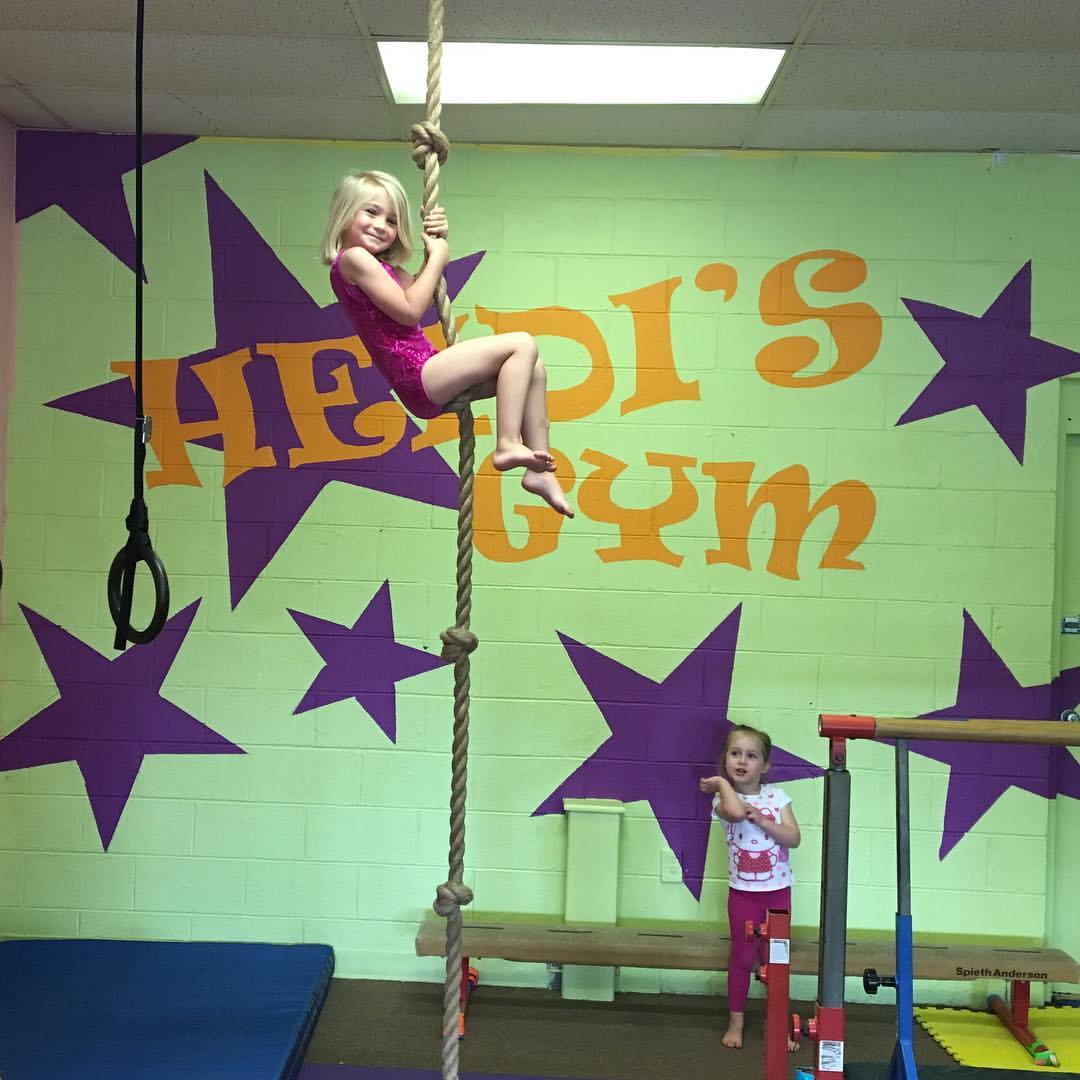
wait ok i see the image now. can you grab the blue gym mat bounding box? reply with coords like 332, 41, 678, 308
301, 1069, 578, 1079
0, 938, 334, 1079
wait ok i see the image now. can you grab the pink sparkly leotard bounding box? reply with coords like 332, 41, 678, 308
330, 253, 444, 419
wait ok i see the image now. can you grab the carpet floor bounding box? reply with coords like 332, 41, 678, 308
304, 978, 957, 1079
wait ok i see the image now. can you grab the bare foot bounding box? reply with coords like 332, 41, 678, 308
521, 470, 574, 517
493, 442, 555, 472
788, 1036, 800, 1052
722, 1013, 744, 1049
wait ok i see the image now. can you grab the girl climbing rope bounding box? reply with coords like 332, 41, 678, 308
321, 169, 574, 518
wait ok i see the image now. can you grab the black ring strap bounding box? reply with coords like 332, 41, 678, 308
109, 488, 170, 648
109, 0, 169, 650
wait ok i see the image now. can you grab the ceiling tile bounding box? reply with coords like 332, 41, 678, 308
809, 0, 1080, 50
0, 86, 63, 128
1, 0, 131, 32
25, 86, 402, 142
440, 104, 758, 149
27, 88, 216, 134
0, 0, 361, 36
358, 0, 807, 43
752, 107, 1080, 152
0, 31, 132, 90
0, 31, 386, 99
169, 94, 403, 141
3, 0, 1080, 153
775, 47, 1080, 112
141, 35, 385, 98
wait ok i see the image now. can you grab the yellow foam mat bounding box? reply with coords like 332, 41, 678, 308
916, 1005, 1080, 1071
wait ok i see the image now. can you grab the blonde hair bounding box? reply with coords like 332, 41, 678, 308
320, 170, 414, 266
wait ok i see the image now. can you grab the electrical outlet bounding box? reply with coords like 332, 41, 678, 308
660, 849, 683, 883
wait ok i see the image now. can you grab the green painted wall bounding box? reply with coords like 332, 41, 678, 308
2, 138, 1078, 1003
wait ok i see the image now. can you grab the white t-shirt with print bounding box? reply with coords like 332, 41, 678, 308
712, 783, 793, 892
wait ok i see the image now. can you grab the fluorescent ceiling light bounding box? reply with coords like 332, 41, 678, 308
377, 42, 784, 105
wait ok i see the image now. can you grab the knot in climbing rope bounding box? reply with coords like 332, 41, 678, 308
440, 626, 478, 662
433, 880, 474, 917
410, 120, 450, 167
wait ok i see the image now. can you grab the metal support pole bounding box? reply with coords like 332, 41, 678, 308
890, 740, 918, 1080
895, 740, 910, 923
813, 737, 850, 1079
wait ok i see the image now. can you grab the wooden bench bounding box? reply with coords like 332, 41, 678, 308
418, 912, 1080, 1055
415, 910, 1079, 983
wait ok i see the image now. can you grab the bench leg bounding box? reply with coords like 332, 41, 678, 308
1010, 978, 1029, 1027
987, 981, 1058, 1067
458, 956, 479, 1039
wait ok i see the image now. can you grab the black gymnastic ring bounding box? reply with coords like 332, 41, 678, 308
108, 545, 170, 645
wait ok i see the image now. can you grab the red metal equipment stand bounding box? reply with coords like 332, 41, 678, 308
988, 980, 1059, 1067
803, 1003, 847, 1079
755, 908, 794, 1080
791, 1002, 847, 1080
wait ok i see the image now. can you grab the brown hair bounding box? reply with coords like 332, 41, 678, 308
723, 724, 772, 763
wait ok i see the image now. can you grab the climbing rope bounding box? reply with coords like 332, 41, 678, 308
109, 0, 169, 650
409, 2, 477, 1077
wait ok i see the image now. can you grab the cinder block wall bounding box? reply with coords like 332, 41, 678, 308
0, 115, 16, 552
1, 137, 1076, 992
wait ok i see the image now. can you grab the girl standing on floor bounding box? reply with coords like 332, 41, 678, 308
321, 170, 573, 517
700, 724, 801, 1050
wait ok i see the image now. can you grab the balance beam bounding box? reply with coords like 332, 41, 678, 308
820, 714, 1080, 745
415, 911, 1079, 983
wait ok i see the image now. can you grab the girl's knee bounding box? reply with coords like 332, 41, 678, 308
508, 331, 537, 358
532, 357, 548, 384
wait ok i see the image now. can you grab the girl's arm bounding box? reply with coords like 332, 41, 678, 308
339, 238, 449, 326
700, 775, 748, 822
745, 803, 801, 849
338, 206, 449, 326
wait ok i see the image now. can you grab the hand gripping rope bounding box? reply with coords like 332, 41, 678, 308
108, 0, 169, 650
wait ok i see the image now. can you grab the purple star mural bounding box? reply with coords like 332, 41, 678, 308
288, 581, 448, 742
899, 262, 1080, 463
534, 607, 821, 899
896, 610, 1080, 858
15, 131, 196, 277
47, 172, 485, 607
0, 601, 242, 850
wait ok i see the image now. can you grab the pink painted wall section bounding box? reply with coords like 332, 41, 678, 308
0, 115, 15, 554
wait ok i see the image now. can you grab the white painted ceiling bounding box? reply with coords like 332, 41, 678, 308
2, 0, 1080, 152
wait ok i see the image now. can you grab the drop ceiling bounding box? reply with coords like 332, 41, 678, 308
2, 0, 1079, 151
